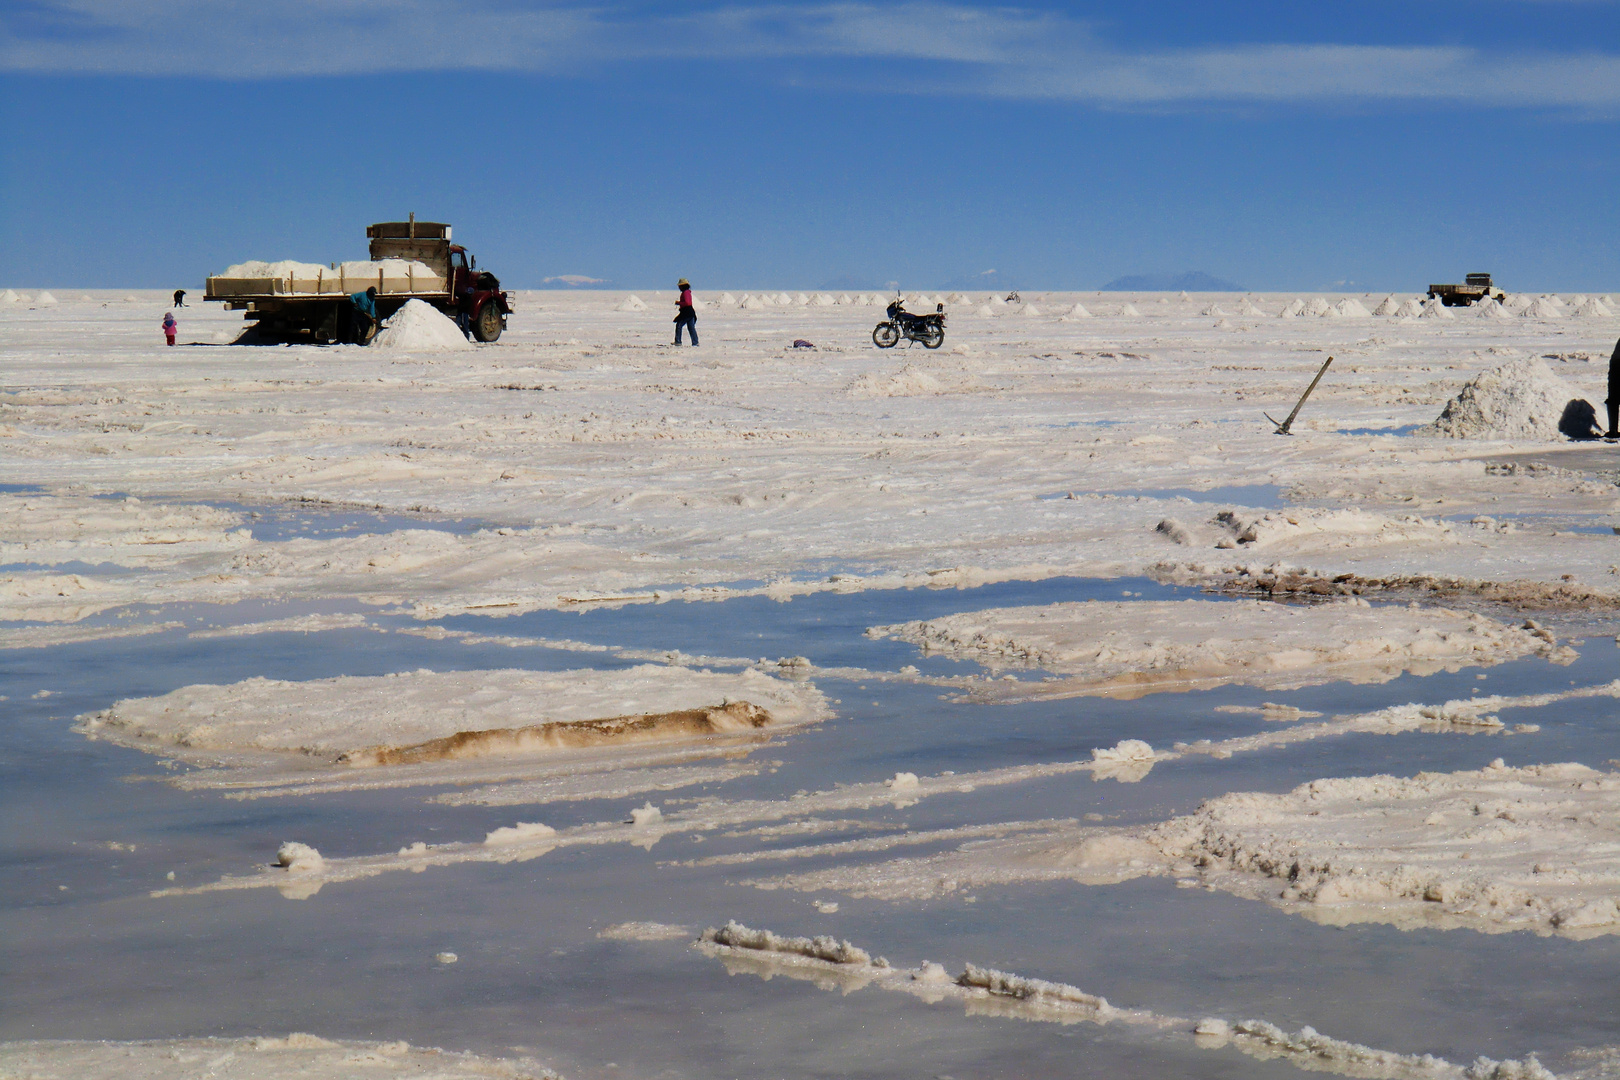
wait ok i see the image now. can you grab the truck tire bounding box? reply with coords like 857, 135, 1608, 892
472, 303, 503, 343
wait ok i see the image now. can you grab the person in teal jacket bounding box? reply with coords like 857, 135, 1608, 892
339, 286, 379, 344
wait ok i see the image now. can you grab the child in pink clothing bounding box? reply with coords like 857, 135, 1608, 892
162, 311, 177, 346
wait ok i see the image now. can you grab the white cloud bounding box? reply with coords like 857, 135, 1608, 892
3, 1, 1618, 110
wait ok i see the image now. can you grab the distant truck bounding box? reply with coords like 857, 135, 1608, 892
205, 217, 513, 343
1427, 273, 1505, 307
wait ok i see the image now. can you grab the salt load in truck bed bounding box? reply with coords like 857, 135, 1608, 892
206, 258, 446, 298
204, 217, 512, 343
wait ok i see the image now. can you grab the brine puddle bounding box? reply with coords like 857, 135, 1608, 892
3, 568, 1618, 1080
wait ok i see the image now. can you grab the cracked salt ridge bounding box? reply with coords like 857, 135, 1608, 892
433, 572, 1209, 678
696, 921, 1555, 1080
153, 675, 1615, 899
149, 759, 1112, 899
749, 750, 1620, 941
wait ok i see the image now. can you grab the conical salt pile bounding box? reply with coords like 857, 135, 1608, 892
974, 303, 998, 316
1202, 303, 1227, 317
1573, 297, 1613, 318
1236, 298, 1268, 317
1280, 298, 1306, 317
1394, 298, 1424, 318
1474, 298, 1513, 319
372, 298, 474, 351
0, 290, 18, 303
1118, 303, 1141, 317
1065, 302, 1092, 318
1327, 298, 1371, 317
739, 294, 765, 310
717, 292, 738, 306
813, 293, 836, 306
1419, 297, 1455, 319
1214, 317, 1232, 328
1522, 296, 1563, 318
1372, 295, 1400, 316
34, 291, 57, 306
1177, 290, 1191, 301
1303, 296, 1331, 316
1425, 357, 1592, 441
837, 294, 853, 305
616, 294, 647, 312
1019, 303, 1043, 317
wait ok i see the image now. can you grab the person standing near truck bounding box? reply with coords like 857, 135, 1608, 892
162, 311, 177, 346
673, 278, 698, 346
172, 289, 186, 308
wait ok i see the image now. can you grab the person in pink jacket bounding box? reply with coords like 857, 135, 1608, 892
162, 311, 177, 346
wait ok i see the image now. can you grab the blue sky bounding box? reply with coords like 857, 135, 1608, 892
2, 1, 1618, 291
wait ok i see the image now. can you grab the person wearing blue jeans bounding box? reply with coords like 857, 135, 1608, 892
674, 278, 698, 345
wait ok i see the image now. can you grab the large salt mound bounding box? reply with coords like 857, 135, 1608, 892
1201, 303, 1227, 317
717, 292, 738, 306
1235, 298, 1267, 317
79, 664, 828, 764
1117, 303, 1141, 317
1473, 297, 1513, 320
1371, 295, 1400, 316
1019, 303, 1043, 317
739, 294, 764, 309
1573, 297, 1613, 318
1393, 298, 1424, 318
1418, 297, 1455, 319
1279, 298, 1306, 317
0, 290, 18, 303
973, 303, 998, 317
616, 294, 647, 312
1522, 296, 1563, 319
34, 291, 57, 306
1064, 302, 1092, 319
1326, 297, 1370, 318
1302, 297, 1330, 316
1424, 357, 1591, 441
371, 299, 473, 351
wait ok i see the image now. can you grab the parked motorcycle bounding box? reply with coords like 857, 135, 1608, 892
872, 299, 945, 349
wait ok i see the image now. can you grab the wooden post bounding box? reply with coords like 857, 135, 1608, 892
1265, 356, 1333, 435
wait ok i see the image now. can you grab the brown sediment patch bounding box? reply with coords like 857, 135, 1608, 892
341, 700, 773, 767
1211, 567, 1620, 612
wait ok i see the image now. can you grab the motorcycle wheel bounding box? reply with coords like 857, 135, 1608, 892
920, 325, 945, 349
872, 323, 900, 348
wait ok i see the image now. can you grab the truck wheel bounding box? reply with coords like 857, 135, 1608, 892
472, 304, 503, 343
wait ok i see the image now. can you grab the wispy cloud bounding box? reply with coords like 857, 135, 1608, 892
3, 1, 1618, 110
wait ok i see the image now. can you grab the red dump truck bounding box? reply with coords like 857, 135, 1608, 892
204, 217, 513, 343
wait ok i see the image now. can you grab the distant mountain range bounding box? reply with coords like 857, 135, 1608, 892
1099, 271, 1244, 292
540, 274, 613, 289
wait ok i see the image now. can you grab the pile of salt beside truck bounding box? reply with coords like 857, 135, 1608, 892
204, 218, 512, 343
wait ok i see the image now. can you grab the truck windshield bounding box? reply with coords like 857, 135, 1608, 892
451, 253, 467, 270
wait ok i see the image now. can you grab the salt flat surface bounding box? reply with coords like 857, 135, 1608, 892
2, 291, 1618, 637
5, 291, 1620, 1080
